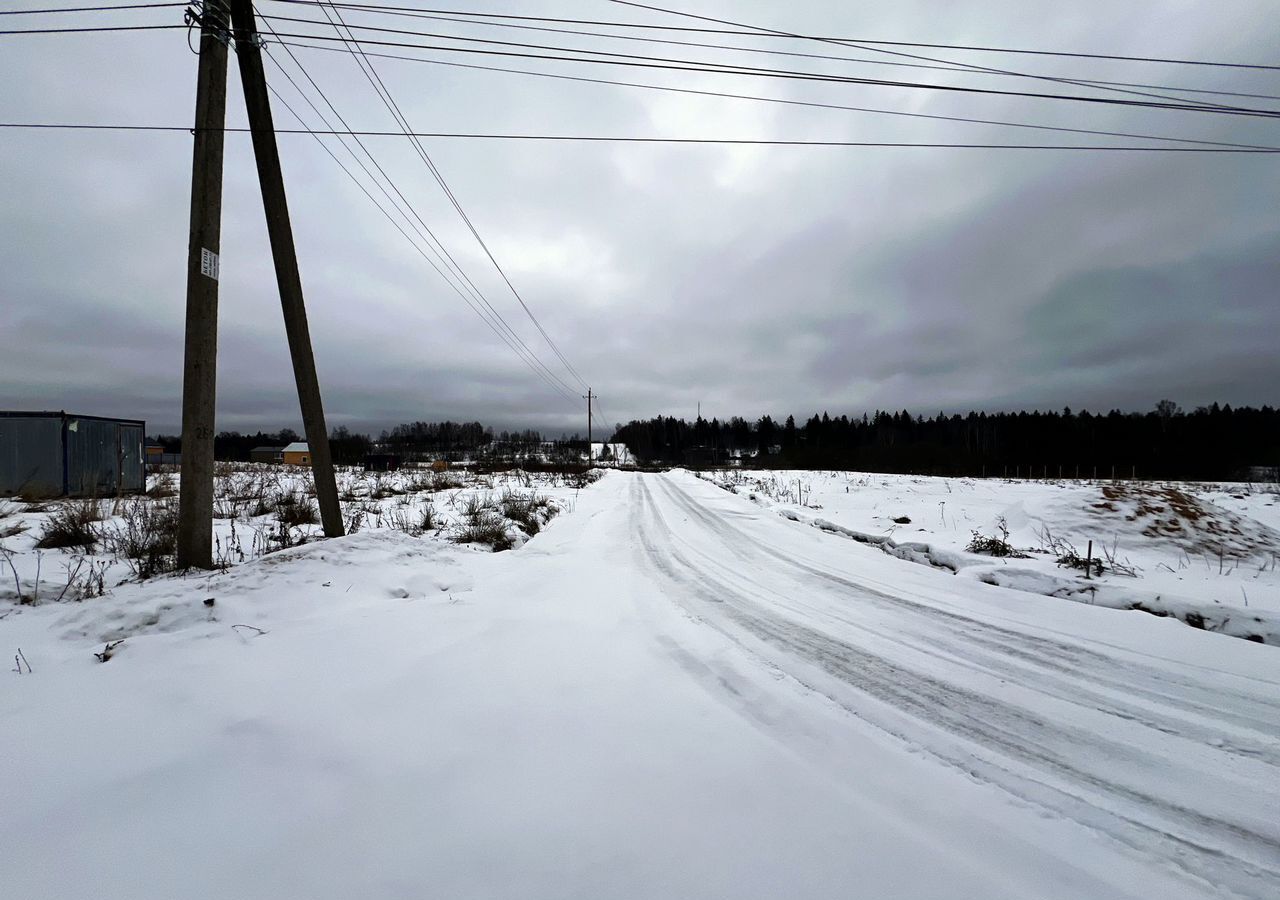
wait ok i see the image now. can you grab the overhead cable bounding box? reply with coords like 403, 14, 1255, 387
251, 4, 1280, 107
261, 1, 1280, 73
262, 54, 581, 404
311, 0, 590, 392
246, 27, 1280, 119
5, 123, 1278, 151
603, 0, 1254, 112
255, 16, 581, 403
273, 38, 1280, 151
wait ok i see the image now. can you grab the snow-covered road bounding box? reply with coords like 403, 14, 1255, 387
629, 472, 1280, 899
4, 470, 1279, 899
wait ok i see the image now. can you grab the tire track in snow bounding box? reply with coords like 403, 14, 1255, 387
651, 473, 1280, 790
633, 474, 1280, 899
657, 474, 1280, 741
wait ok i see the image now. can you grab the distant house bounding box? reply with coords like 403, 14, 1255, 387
281, 442, 311, 466
589, 442, 632, 466
250, 445, 284, 464
146, 443, 181, 468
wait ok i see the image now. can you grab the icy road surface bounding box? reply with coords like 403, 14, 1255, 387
4, 470, 1279, 900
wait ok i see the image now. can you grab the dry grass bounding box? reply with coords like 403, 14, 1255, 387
35, 498, 103, 550
499, 489, 555, 537
1095, 484, 1280, 558
214, 469, 285, 519
276, 492, 318, 528
146, 473, 177, 499
965, 516, 1028, 558
103, 498, 179, 579
454, 516, 512, 551
453, 494, 512, 551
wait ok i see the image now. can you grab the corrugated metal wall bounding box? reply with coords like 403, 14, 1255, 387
116, 423, 144, 492
64, 417, 145, 495
0, 412, 146, 497
0, 415, 64, 496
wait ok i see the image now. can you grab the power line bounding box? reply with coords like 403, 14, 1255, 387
253, 3, 1280, 108
263, 15, 498, 308
261, 3, 1255, 113
5, 123, 1278, 151
257, 17, 581, 404
8, 7, 1266, 144
311, 0, 590, 393
0, 2, 185, 13
311, 0, 584, 399
266, 12, 1234, 114
249, 27, 1280, 119
0, 23, 184, 33
603, 0, 1257, 113
254, 25, 582, 405
592, 397, 615, 437
263, 1, 1280, 73
273, 38, 1280, 152
805, 42, 1280, 75
265, 68, 576, 404
263, 79, 583, 404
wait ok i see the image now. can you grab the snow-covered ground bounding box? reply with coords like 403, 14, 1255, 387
3, 469, 1279, 899
0, 464, 594, 603
703, 469, 1280, 644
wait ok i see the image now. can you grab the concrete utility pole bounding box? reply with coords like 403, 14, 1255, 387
228, 0, 343, 538
177, 0, 230, 570
585, 388, 593, 461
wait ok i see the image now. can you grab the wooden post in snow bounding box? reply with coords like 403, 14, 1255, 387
227, 0, 343, 538
177, 0, 230, 569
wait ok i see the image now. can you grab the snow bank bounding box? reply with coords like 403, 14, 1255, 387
49, 530, 473, 646
977, 567, 1277, 644
710, 469, 1280, 644
809, 516, 967, 571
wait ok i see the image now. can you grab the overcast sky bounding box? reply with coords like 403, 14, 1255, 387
3, 0, 1278, 436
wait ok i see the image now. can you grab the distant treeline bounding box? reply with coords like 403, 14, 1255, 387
376, 422, 587, 462
612, 402, 1280, 480
149, 428, 373, 465
380, 421, 491, 453
151, 429, 316, 460
151, 422, 586, 465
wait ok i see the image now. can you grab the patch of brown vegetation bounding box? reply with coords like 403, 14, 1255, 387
1095, 484, 1280, 558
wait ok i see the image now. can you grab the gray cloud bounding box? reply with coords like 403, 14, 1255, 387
3, 1, 1278, 436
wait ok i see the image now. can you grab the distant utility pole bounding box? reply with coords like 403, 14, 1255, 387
176, 0, 230, 570
585, 388, 593, 460
228, 0, 343, 539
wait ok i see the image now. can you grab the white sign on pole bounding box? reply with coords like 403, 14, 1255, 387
200, 248, 220, 281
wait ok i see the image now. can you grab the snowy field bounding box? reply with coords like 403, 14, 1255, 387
703, 469, 1280, 644
0, 463, 596, 604
3, 468, 1279, 899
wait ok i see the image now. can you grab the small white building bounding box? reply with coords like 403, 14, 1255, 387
589, 442, 632, 466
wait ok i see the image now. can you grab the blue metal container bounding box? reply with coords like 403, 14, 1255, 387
0, 411, 146, 497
